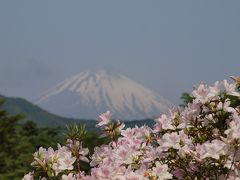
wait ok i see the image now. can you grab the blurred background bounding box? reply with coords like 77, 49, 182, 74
1, 1, 239, 104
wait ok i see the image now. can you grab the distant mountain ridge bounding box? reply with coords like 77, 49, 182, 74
36, 70, 172, 120
0, 94, 155, 131
0, 94, 94, 129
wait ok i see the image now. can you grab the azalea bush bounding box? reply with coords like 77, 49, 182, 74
23, 79, 240, 180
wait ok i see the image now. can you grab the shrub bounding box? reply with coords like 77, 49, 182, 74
23, 79, 240, 180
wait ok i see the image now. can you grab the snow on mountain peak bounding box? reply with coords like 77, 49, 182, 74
35, 70, 173, 120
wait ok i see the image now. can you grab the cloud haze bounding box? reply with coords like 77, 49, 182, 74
0, 1, 239, 104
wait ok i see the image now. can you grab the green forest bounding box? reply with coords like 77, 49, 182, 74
0, 97, 153, 179
0, 98, 108, 179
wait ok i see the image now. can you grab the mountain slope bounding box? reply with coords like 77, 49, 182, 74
0, 94, 155, 130
36, 70, 172, 120
0, 95, 95, 129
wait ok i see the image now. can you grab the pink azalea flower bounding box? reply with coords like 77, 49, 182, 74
96, 111, 111, 127
196, 140, 227, 160
152, 162, 172, 180
192, 83, 209, 103
158, 132, 181, 151
22, 172, 34, 180
225, 111, 240, 141
224, 80, 240, 97
153, 114, 174, 132
61, 173, 75, 180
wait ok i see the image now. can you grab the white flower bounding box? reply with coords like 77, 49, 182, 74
154, 114, 175, 132
66, 139, 89, 162
181, 102, 201, 125
196, 140, 227, 160
96, 111, 111, 127
152, 162, 172, 180
22, 172, 34, 180
216, 99, 235, 113
158, 132, 181, 151
225, 111, 240, 141
52, 145, 76, 175
224, 80, 240, 97
192, 83, 209, 103
226, 167, 240, 180
114, 170, 147, 180
58, 156, 76, 171
208, 81, 221, 98
114, 145, 137, 165
61, 173, 75, 180
90, 145, 113, 167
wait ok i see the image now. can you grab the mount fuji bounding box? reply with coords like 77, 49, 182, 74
35, 70, 173, 120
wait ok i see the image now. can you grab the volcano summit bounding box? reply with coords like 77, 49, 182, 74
35, 70, 172, 120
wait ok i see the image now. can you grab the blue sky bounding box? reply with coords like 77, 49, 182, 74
0, 1, 239, 104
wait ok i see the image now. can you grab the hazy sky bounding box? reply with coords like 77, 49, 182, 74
0, 1, 239, 104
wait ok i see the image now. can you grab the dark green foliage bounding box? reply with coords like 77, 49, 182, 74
225, 83, 240, 108
64, 124, 108, 174
179, 86, 240, 108
180, 92, 194, 107
65, 123, 87, 141
227, 94, 240, 108
180, 83, 240, 108
0, 98, 108, 179
124, 119, 155, 128
0, 99, 62, 179
179, 87, 240, 133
